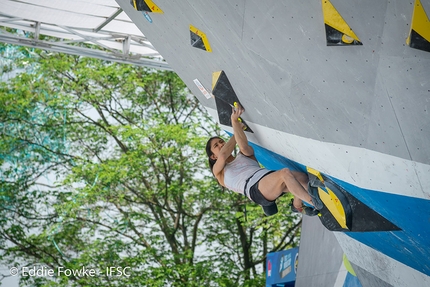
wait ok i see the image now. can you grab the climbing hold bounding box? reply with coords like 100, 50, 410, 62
321, 0, 362, 46
307, 167, 351, 230
407, 0, 430, 52
130, 0, 163, 13
306, 167, 401, 232
189, 24, 212, 52
212, 70, 253, 133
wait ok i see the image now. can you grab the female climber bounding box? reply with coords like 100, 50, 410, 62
205, 102, 323, 215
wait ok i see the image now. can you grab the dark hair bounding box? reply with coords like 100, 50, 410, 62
205, 136, 221, 174
205, 136, 225, 190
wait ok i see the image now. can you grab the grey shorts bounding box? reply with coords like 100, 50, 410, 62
247, 170, 276, 206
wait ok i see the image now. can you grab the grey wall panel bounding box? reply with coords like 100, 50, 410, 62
351, 263, 394, 287
295, 216, 344, 287
116, 0, 430, 162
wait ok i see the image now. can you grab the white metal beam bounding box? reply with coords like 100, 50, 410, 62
0, 0, 171, 70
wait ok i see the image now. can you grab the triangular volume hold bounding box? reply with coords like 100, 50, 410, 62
130, 0, 163, 13
190, 25, 212, 52
407, 0, 430, 52
321, 0, 362, 46
307, 167, 401, 232
212, 71, 253, 133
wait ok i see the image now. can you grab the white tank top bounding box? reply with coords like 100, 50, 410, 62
223, 153, 263, 195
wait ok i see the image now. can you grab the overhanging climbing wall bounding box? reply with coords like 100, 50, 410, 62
116, 0, 430, 286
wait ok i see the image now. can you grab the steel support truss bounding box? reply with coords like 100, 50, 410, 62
0, 10, 172, 71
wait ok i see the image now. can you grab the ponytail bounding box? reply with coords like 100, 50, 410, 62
205, 137, 226, 191
205, 136, 220, 174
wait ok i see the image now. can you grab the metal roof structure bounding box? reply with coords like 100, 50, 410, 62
0, 0, 171, 70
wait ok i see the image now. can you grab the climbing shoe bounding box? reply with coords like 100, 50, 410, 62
307, 183, 324, 210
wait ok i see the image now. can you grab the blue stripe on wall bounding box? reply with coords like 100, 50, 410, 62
239, 137, 430, 276
343, 272, 362, 287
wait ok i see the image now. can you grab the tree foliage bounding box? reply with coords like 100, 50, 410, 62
0, 45, 301, 287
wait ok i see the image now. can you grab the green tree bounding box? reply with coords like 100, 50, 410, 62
0, 45, 301, 287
